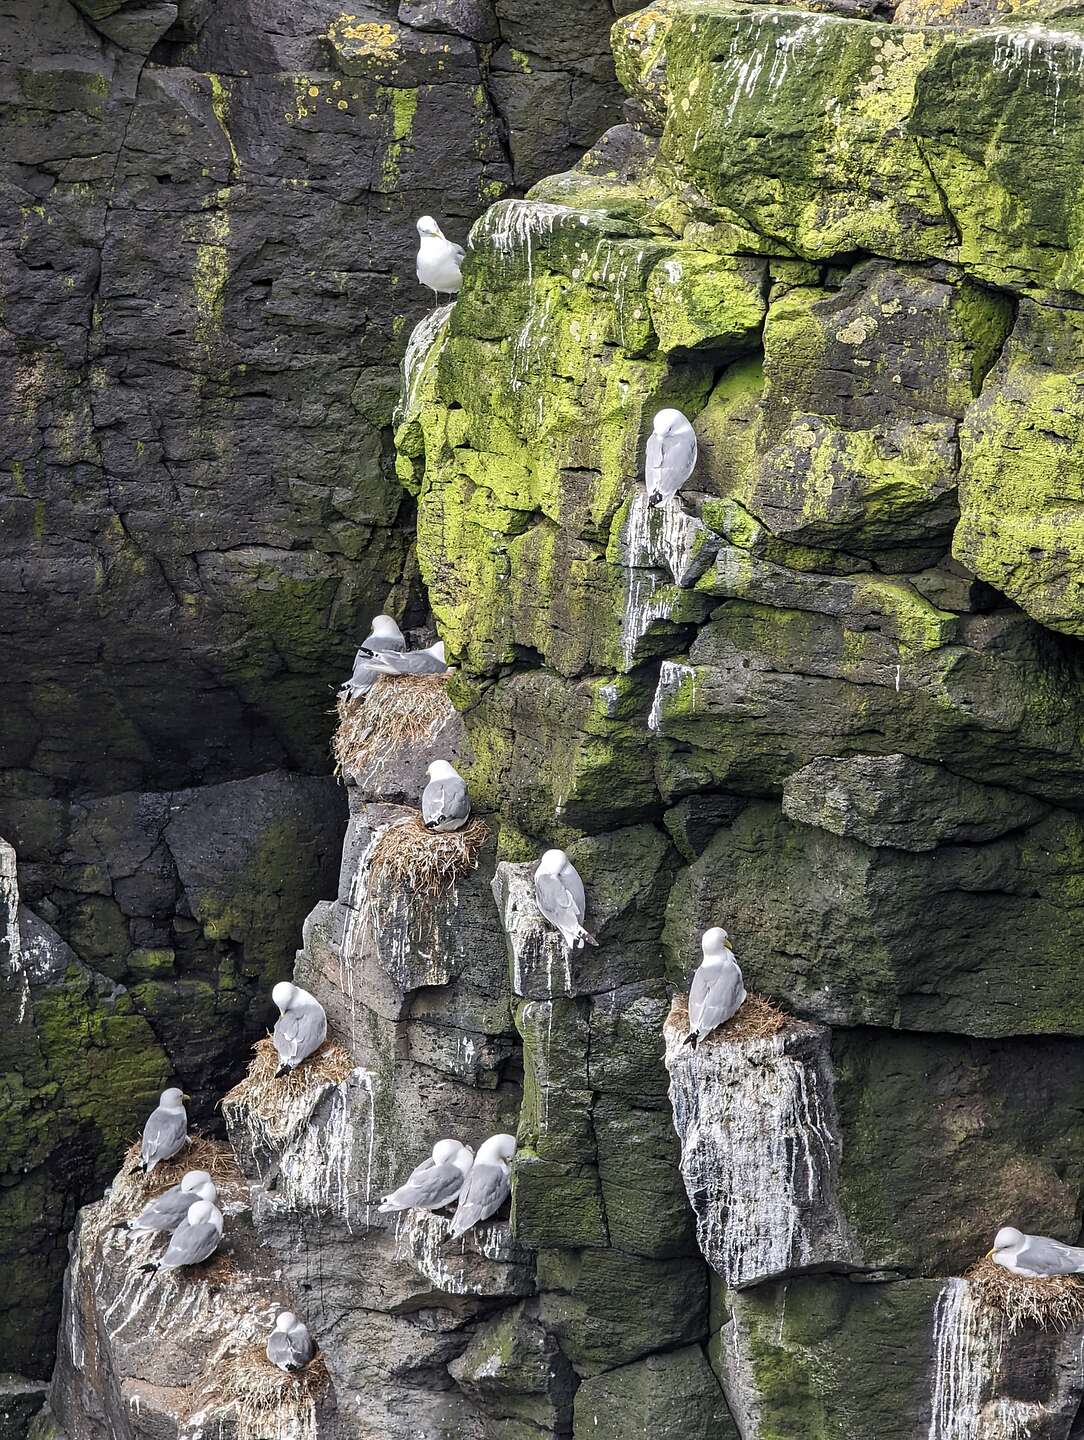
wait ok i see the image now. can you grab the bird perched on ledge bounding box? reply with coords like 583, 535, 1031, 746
448, 1133, 516, 1238
129, 1170, 216, 1234
686, 927, 746, 1047
416, 216, 464, 305
422, 760, 471, 831
991, 1226, 1084, 1277
534, 849, 597, 952
140, 1088, 189, 1174
271, 982, 327, 1076
340, 615, 407, 699
645, 408, 697, 507
379, 1138, 475, 1214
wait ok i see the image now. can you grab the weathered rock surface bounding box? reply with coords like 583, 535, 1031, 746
1, 0, 633, 1398
32, 0, 1084, 1436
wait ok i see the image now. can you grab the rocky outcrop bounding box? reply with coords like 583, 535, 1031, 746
0, 0, 632, 1399
29, 0, 1084, 1435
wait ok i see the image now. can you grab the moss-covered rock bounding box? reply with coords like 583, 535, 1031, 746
574, 1344, 737, 1439
956, 299, 1084, 637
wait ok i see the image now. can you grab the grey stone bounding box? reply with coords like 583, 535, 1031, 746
781, 754, 1048, 851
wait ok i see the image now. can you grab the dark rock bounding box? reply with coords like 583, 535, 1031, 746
782, 754, 1048, 851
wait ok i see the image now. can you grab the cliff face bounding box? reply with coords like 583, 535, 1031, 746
0, 0, 629, 1398
29, 0, 1084, 1436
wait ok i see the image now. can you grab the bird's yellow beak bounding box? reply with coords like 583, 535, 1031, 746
985, 1249, 994, 1260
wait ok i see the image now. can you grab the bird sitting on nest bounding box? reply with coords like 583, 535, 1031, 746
267, 1310, 316, 1372
271, 983, 328, 1077
421, 760, 471, 832
685, 927, 746, 1047
991, 1227, 1084, 1277
140, 1088, 189, 1174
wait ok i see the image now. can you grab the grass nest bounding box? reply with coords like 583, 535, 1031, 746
115, 1135, 247, 1207
668, 991, 788, 1046
200, 1345, 330, 1440
366, 811, 489, 903
221, 1037, 355, 1120
965, 1254, 1084, 1333
333, 674, 454, 779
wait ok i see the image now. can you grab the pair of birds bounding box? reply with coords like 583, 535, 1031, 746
341, 614, 448, 700
130, 1165, 223, 1276
379, 1133, 517, 1238
417, 217, 699, 508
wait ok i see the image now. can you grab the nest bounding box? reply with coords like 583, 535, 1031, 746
221, 1038, 355, 1119
200, 1346, 330, 1440
965, 1254, 1084, 1333
115, 1136, 247, 1208
366, 812, 489, 902
669, 991, 788, 1046
333, 674, 454, 780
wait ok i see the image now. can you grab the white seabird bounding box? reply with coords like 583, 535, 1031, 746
448, 1133, 516, 1238
142, 1198, 223, 1272
341, 614, 408, 699
139, 1088, 189, 1174
416, 216, 464, 304
129, 1171, 216, 1234
365, 639, 448, 677
991, 1226, 1084, 1277
267, 1310, 316, 1372
686, 926, 747, 1047
645, 408, 697, 507
533, 849, 597, 951
378, 1139, 475, 1214
421, 760, 471, 832
271, 982, 328, 1076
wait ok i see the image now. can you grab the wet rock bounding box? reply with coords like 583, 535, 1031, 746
664, 1001, 861, 1288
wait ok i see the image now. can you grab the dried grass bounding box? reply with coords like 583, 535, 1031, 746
114, 1136, 247, 1209
199, 1345, 330, 1440
966, 1254, 1084, 1333
221, 1038, 354, 1120
333, 674, 454, 780
669, 991, 788, 1046
366, 812, 489, 902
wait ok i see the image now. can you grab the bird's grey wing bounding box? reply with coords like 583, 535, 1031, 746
267, 1332, 293, 1368
288, 1323, 315, 1367
162, 1220, 220, 1268
535, 872, 578, 932
695, 964, 745, 1036
421, 779, 445, 825
687, 963, 713, 1034
361, 632, 405, 655
132, 1184, 189, 1231
1024, 1236, 1084, 1274
427, 778, 468, 825
451, 243, 465, 261
142, 1107, 186, 1165
660, 432, 695, 497
274, 1008, 325, 1066
382, 1161, 464, 1210
645, 430, 664, 488
557, 860, 586, 920
450, 1163, 509, 1235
